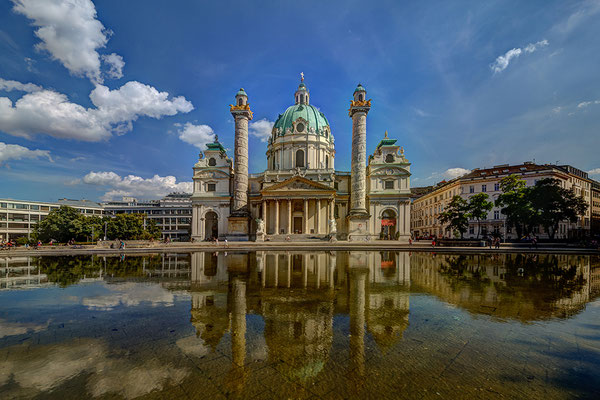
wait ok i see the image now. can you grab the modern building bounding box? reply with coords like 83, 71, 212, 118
102, 193, 192, 241
0, 198, 105, 241
191, 78, 412, 241
411, 162, 593, 240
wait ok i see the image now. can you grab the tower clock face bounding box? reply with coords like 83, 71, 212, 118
296, 123, 305, 132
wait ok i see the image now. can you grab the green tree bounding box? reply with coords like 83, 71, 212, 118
495, 175, 536, 238
142, 218, 162, 240
106, 213, 146, 240
33, 206, 83, 243
467, 193, 493, 239
530, 178, 588, 240
439, 195, 470, 239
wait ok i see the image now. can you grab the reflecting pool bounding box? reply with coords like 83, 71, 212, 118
1, 252, 599, 399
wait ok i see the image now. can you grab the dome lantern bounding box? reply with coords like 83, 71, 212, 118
294, 73, 310, 105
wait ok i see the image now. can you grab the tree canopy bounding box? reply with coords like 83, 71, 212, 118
439, 195, 470, 238
33, 206, 162, 243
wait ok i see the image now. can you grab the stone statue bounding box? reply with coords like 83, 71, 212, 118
256, 218, 265, 234
328, 218, 337, 234
255, 218, 265, 242
328, 218, 337, 243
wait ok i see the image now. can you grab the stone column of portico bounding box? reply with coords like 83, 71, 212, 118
262, 200, 266, 224
304, 199, 308, 234
287, 200, 292, 234
228, 88, 253, 241
192, 207, 198, 237
316, 199, 321, 234
275, 200, 280, 235
347, 84, 371, 241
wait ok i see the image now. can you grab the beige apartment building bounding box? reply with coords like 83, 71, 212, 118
411, 163, 594, 240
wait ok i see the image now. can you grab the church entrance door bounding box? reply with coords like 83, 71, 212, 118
381, 209, 397, 240
293, 217, 303, 234
205, 211, 218, 240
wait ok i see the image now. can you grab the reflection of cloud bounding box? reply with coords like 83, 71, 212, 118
81, 282, 177, 310
0, 318, 50, 339
87, 359, 188, 399
175, 335, 209, 358
0, 338, 188, 399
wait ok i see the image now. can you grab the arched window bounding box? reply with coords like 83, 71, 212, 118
385, 154, 394, 163
325, 155, 329, 169
238, 98, 243, 106
272, 155, 276, 170
359, 94, 364, 101
300, 94, 304, 104
208, 157, 216, 166
295, 149, 304, 168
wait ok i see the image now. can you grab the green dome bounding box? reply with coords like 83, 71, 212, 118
273, 103, 330, 134
236, 88, 247, 96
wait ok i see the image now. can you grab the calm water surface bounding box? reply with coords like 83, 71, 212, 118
1, 251, 599, 399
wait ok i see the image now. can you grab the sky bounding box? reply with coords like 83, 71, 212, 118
1, 0, 599, 202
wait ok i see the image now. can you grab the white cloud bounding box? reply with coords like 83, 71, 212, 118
588, 168, 600, 176
176, 122, 215, 149
102, 53, 124, 79
81, 282, 177, 311
12, 0, 110, 83
490, 40, 549, 73
82, 171, 192, 200
249, 118, 274, 142
0, 142, 52, 164
0, 79, 193, 141
426, 167, 471, 183
413, 107, 431, 117
577, 100, 600, 108
442, 167, 471, 179
0, 78, 41, 92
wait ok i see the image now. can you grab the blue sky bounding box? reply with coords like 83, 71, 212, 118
1, 0, 599, 202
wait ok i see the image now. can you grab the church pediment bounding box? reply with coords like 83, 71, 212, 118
194, 169, 230, 179
262, 176, 335, 194
369, 166, 411, 177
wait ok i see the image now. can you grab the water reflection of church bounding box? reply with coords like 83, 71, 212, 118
189, 251, 411, 382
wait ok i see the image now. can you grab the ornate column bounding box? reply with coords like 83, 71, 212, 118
228, 88, 253, 241
304, 199, 308, 234
262, 200, 266, 223
287, 200, 292, 234
275, 200, 280, 235
347, 84, 371, 241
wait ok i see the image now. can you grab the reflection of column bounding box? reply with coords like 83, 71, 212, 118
349, 252, 368, 376
328, 252, 337, 289
274, 254, 279, 287
256, 252, 265, 288
304, 199, 308, 234
303, 253, 308, 287
287, 200, 292, 234
287, 253, 291, 288
230, 277, 247, 367
275, 200, 280, 235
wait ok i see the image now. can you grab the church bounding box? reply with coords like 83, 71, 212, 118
190, 77, 411, 242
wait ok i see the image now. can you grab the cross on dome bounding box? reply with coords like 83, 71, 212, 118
300, 72, 304, 82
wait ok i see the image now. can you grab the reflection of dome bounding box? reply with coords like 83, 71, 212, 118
273, 103, 330, 135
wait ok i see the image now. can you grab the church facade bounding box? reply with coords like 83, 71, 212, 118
191, 78, 411, 241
